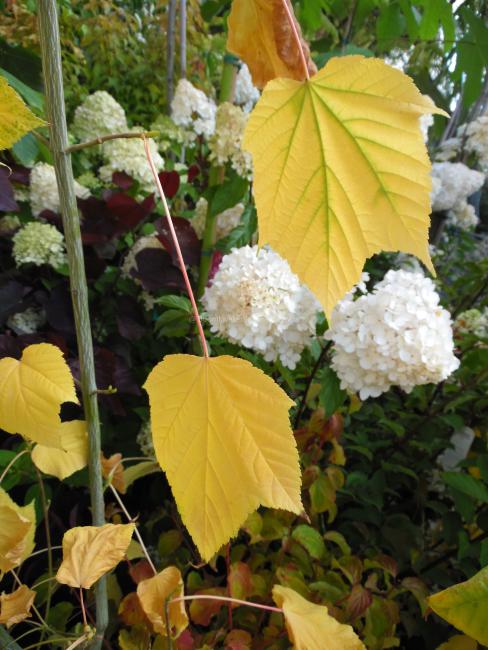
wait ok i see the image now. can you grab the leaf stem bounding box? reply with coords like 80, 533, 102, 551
79, 588, 87, 627
66, 634, 89, 650
34, 467, 54, 628
280, 0, 310, 81
64, 131, 159, 154
165, 599, 173, 650
170, 594, 282, 613
143, 136, 209, 357
0, 448, 29, 484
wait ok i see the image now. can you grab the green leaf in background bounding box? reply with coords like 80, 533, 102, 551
155, 295, 192, 313
216, 205, 257, 252
398, 0, 420, 39
429, 566, 488, 645
319, 366, 346, 417
0, 68, 44, 112
207, 173, 248, 218
443, 472, 488, 503
291, 524, 326, 561
376, 2, 406, 51
315, 44, 374, 69
12, 132, 39, 167
455, 8, 488, 108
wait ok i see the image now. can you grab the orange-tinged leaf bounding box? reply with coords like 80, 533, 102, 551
137, 566, 188, 638
243, 55, 447, 317
0, 344, 77, 448
0, 488, 36, 575
227, 0, 316, 88
0, 76, 45, 150
56, 523, 135, 589
272, 585, 366, 649
144, 354, 302, 561
189, 587, 227, 626
31, 420, 88, 480
101, 452, 126, 493
0, 584, 36, 628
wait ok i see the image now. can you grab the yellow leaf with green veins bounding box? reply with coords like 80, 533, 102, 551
243, 55, 447, 317
0, 76, 45, 150
144, 354, 302, 561
0, 344, 77, 448
429, 566, 488, 645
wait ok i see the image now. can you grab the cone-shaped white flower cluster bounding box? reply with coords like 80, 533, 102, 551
191, 198, 245, 240
30, 162, 89, 217
325, 270, 460, 399
72, 90, 128, 142
465, 111, 488, 172
431, 162, 485, 229
170, 79, 216, 139
235, 64, 260, 113
208, 102, 252, 177
202, 245, 319, 369
12, 222, 66, 269
454, 308, 488, 338
7, 307, 46, 334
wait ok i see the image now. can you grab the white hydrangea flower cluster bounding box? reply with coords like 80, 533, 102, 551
99, 128, 164, 192
447, 202, 478, 229
419, 113, 433, 143
465, 112, 488, 172
235, 64, 260, 113
202, 245, 320, 369
435, 137, 460, 162
191, 197, 245, 240
208, 102, 253, 178
121, 234, 165, 282
137, 421, 155, 457
454, 308, 488, 338
12, 222, 67, 269
0, 214, 20, 234
325, 270, 460, 400
171, 79, 216, 139
30, 163, 90, 217
72, 90, 128, 142
431, 162, 485, 228
7, 307, 46, 334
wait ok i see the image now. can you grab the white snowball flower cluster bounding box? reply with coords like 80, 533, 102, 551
72, 90, 128, 142
431, 162, 484, 228
99, 128, 164, 192
12, 222, 67, 269
235, 64, 260, 113
7, 307, 46, 334
325, 270, 460, 399
447, 202, 479, 229
454, 308, 488, 338
208, 102, 252, 178
121, 234, 164, 282
435, 137, 460, 162
191, 197, 245, 240
419, 113, 433, 143
30, 162, 90, 217
171, 79, 216, 139
465, 112, 488, 172
0, 214, 20, 235
202, 245, 320, 369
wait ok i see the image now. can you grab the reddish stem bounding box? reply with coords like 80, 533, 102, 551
79, 588, 87, 627
170, 594, 282, 613
143, 137, 209, 358
281, 0, 310, 81
226, 543, 233, 630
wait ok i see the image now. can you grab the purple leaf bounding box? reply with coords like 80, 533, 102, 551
132, 248, 186, 292
112, 171, 134, 190
155, 216, 201, 267
158, 170, 180, 199
0, 168, 19, 212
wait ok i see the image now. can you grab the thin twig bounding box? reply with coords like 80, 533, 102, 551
0, 448, 29, 484
79, 588, 88, 627
143, 136, 209, 357
64, 131, 159, 154
225, 544, 233, 630
170, 594, 282, 613
293, 342, 332, 429
280, 0, 310, 80
66, 635, 89, 650
34, 467, 54, 629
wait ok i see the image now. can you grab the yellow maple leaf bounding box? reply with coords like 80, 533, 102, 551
272, 585, 366, 649
31, 420, 88, 480
243, 55, 447, 317
0, 76, 45, 150
0, 584, 36, 628
0, 343, 78, 448
436, 635, 478, 650
227, 0, 316, 88
137, 566, 188, 637
56, 523, 135, 589
0, 488, 36, 575
144, 354, 302, 561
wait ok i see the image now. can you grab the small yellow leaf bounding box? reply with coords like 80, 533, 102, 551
243, 55, 447, 316
101, 452, 126, 493
31, 420, 88, 480
0, 488, 36, 575
0, 584, 36, 628
227, 0, 316, 88
436, 635, 478, 650
429, 566, 488, 645
56, 523, 135, 589
272, 585, 366, 650
0, 344, 78, 448
137, 566, 188, 638
0, 76, 45, 150
144, 354, 302, 561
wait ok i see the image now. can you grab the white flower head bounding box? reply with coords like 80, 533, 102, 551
325, 270, 460, 400
12, 222, 67, 269
235, 64, 260, 113
454, 308, 488, 338
30, 162, 89, 217
208, 102, 252, 178
7, 307, 46, 334
72, 90, 128, 142
192, 198, 245, 240
202, 245, 320, 369
121, 234, 165, 283
431, 162, 485, 213
465, 112, 488, 172
171, 79, 216, 139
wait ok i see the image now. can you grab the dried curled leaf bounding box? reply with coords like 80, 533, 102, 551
0, 488, 36, 575
0, 344, 78, 448
137, 566, 188, 638
56, 523, 135, 589
101, 452, 126, 493
31, 420, 88, 480
0, 584, 36, 628
272, 585, 366, 649
244, 55, 447, 316
144, 354, 302, 561
227, 0, 317, 88
0, 76, 45, 150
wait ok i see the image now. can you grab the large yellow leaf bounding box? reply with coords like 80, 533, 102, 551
227, 0, 316, 88
56, 523, 135, 589
0, 76, 45, 150
243, 55, 447, 316
31, 420, 88, 480
137, 566, 188, 637
0, 488, 36, 575
144, 354, 302, 561
436, 636, 478, 650
0, 584, 36, 628
272, 585, 366, 649
429, 566, 488, 645
0, 344, 78, 448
